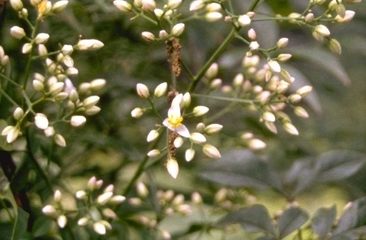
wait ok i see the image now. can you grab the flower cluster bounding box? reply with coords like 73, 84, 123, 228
42, 176, 126, 236
1, 0, 105, 146
133, 83, 222, 178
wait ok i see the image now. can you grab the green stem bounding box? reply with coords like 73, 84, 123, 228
187, 27, 237, 93
248, 0, 261, 12
25, 129, 54, 195
0, 88, 19, 107
0, 73, 22, 87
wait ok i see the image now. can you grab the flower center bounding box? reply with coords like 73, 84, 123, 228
168, 115, 183, 128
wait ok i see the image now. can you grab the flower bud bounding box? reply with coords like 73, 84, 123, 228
38, 44, 48, 56
268, 60, 281, 73
185, 149, 195, 162
335, 10, 355, 23
190, 132, 206, 144
97, 191, 113, 205
54, 133, 66, 147
44, 126, 55, 137
276, 38, 289, 48
262, 111, 275, 122
192, 106, 209, 116
288, 93, 302, 103
13, 107, 24, 120
35, 113, 49, 130
314, 24, 330, 37
114, 0, 132, 11
147, 129, 159, 142
205, 63, 218, 79
93, 222, 106, 235
1, 55, 9, 66
190, 0, 204, 11
66, 67, 78, 75
147, 149, 160, 157
205, 12, 223, 22
136, 83, 150, 98
110, 195, 126, 204
182, 92, 191, 108
248, 138, 266, 150
22, 43, 32, 54
57, 215, 67, 228
210, 78, 222, 89
173, 136, 183, 148
78, 217, 89, 226
277, 53, 292, 62
76, 39, 104, 51
159, 30, 168, 39
10, 26, 26, 39
141, 0, 156, 12
52, 0, 68, 12
172, 23, 185, 36
70, 115, 86, 127
10, 0, 23, 11
90, 79, 106, 91
166, 157, 179, 178
85, 106, 101, 115
205, 124, 223, 134
238, 14, 251, 27
248, 28, 256, 40
154, 82, 168, 97
249, 41, 260, 51
136, 182, 149, 197
102, 208, 117, 219
49, 82, 65, 95
283, 122, 299, 135
35, 33, 50, 44
167, 0, 182, 9
83, 95, 100, 108
296, 85, 313, 97
54, 190, 62, 202
329, 38, 342, 54
141, 31, 155, 42
294, 106, 309, 118
61, 44, 73, 55
202, 144, 221, 158
42, 205, 56, 216
131, 107, 144, 118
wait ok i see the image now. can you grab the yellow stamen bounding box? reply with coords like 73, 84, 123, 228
168, 116, 183, 127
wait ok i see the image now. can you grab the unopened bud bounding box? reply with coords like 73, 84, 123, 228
166, 157, 179, 178
131, 107, 144, 118
52, 0, 68, 12
147, 149, 160, 157
268, 60, 281, 73
205, 12, 222, 22
35, 113, 49, 130
22, 43, 32, 54
238, 14, 251, 27
10, 26, 26, 39
136, 83, 150, 98
35, 33, 50, 44
90, 79, 106, 91
13, 107, 24, 120
205, 124, 223, 134
202, 144, 221, 158
54, 133, 66, 147
10, 0, 23, 11
192, 106, 209, 116
147, 129, 159, 142
154, 82, 168, 97
296, 85, 313, 97
205, 63, 218, 79
83, 95, 100, 108
294, 106, 309, 118
141, 31, 155, 42
70, 115, 86, 127
329, 38, 342, 54
42, 205, 56, 216
171, 23, 185, 36
76, 39, 104, 51
185, 148, 195, 162
189, 0, 204, 11
114, 0, 132, 11
57, 215, 67, 228
277, 38, 289, 48
283, 122, 299, 135
190, 132, 206, 144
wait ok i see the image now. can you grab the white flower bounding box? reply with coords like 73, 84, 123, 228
163, 94, 190, 138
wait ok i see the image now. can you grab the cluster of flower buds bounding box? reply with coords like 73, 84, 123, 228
42, 177, 126, 235
189, 1, 223, 22
285, 0, 359, 53
133, 83, 222, 178
10, 0, 69, 20
214, 188, 256, 212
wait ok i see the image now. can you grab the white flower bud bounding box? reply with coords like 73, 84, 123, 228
102, 208, 117, 219
182, 92, 191, 108
54, 133, 66, 147
296, 85, 313, 97
305, 13, 314, 23
173, 136, 183, 148
329, 38, 342, 55
42, 205, 56, 216
22, 43, 32, 54
192, 106, 209, 116
202, 144, 221, 158
93, 222, 106, 235
294, 106, 309, 118
35, 33, 50, 44
2, 126, 20, 143
61, 44, 73, 55
205, 63, 218, 79
210, 78, 222, 89
10, 0, 23, 11
76, 39, 104, 51
96, 191, 113, 205
262, 111, 275, 122
90, 79, 106, 91
136, 83, 150, 98
159, 30, 168, 39
185, 149, 195, 162
83, 96, 100, 108
66, 67, 78, 75
49, 82, 64, 95
52, 0, 68, 13
85, 106, 101, 115
13, 107, 24, 120
77, 217, 89, 226
110, 195, 126, 204
248, 28, 256, 40
35, 113, 49, 130
190, 132, 206, 144
147, 129, 159, 142
38, 44, 48, 56
288, 93, 302, 103
75, 190, 87, 199
277, 53, 292, 62
172, 23, 185, 36
268, 60, 281, 73
154, 82, 168, 97
167, 0, 182, 9
277, 38, 289, 48
314, 24, 330, 37
249, 41, 260, 51
166, 157, 179, 178
57, 215, 67, 228
238, 14, 251, 27
62, 55, 74, 67
136, 182, 149, 197
205, 124, 223, 134
283, 122, 299, 135
147, 149, 160, 157
10, 26, 26, 39
54, 190, 62, 202
248, 138, 266, 150
141, 0, 156, 11
141, 31, 155, 42
114, 0, 132, 11
336, 10, 355, 23
44, 126, 55, 137
205, 12, 222, 22
131, 107, 144, 118
1, 55, 9, 66
70, 115, 86, 127
190, 0, 204, 11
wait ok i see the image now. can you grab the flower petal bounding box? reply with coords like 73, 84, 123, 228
176, 124, 190, 138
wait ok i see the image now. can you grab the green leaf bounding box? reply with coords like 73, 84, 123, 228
218, 204, 277, 237
200, 150, 281, 190
315, 150, 366, 182
278, 207, 309, 239
311, 205, 337, 239
331, 196, 366, 239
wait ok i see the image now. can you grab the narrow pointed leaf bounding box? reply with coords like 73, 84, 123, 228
218, 204, 277, 237
278, 207, 309, 238
311, 205, 337, 239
